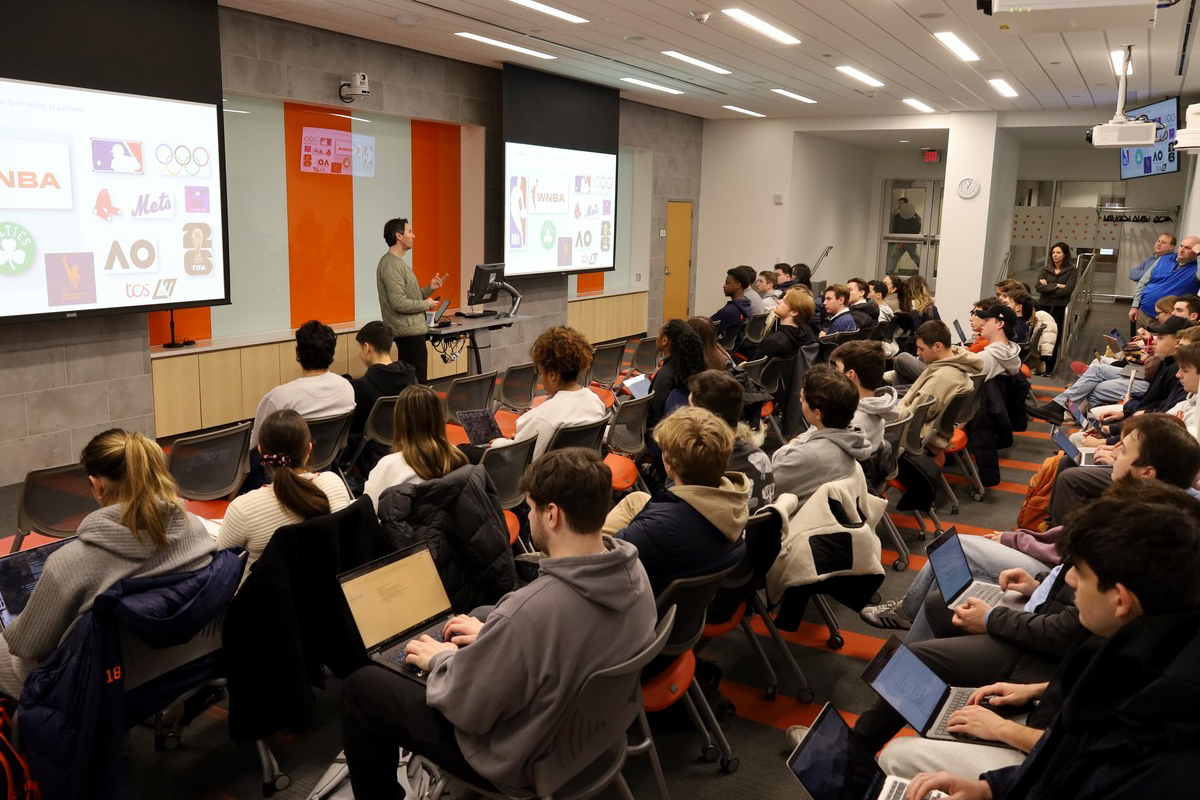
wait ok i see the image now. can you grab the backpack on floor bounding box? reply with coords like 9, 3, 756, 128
1017, 454, 1060, 532
0, 697, 40, 800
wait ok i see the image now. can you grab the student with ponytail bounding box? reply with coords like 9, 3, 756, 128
363, 385, 467, 508
217, 409, 352, 572
0, 429, 215, 697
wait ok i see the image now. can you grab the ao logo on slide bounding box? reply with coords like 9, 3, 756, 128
105, 239, 158, 272
0, 222, 35, 276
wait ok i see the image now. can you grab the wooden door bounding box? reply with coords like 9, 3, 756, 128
664, 201, 693, 321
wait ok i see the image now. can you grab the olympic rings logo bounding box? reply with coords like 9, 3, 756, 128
155, 144, 211, 176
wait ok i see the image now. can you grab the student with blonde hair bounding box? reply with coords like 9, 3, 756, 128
756, 286, 816, 360
0, 429, 215, 697
219, 410, 352, 569
363, 385, 468, 508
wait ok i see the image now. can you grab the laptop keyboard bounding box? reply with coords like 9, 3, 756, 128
967, 582, 1004, 607
881, 781, 908, 800
390, 626, 447, 666
932, 692, 970, 737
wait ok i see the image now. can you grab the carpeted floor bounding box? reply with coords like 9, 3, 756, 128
32, 301, 1133, 799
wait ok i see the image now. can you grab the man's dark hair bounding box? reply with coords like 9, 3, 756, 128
847, 277, 869, 295
726, 267, 750, 290
826, 284, 850, 303
801, 365, 859, 429
295, 320, 337, 370
868, 279, 888, 298
732, 265, 758, 290
688, 369, 744, 429
916, 319, 952, 349
356, 321, 394, 353
1176, 293, 1200, 319
974, 296, 1000, 313
383, 217, 409, 247
1120, 413, 1200, 488
994, 279, 1024, 293
519, 448, 612, 533
774, 262, 793, 277
1176, 342, 1200, 371
831, 340, 886, 390
792, 263, 812, 287
1058, 487, 1200, 615
758, 270, 776, 287
1004, 290, 1036, 320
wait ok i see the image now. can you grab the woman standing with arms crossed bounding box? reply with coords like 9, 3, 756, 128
1035, 242, 1077, 372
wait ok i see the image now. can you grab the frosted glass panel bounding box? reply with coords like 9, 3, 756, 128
210, 95, 290, 338
352, 114, 412, 323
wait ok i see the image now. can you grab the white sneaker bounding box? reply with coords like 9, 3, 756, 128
859, 598, 913, 630
785, 725, 810, 751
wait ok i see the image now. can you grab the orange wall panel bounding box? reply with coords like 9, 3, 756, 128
284, 103, 355, 328
576, 271, 605, 293
148, 307, 211, 346
411, 121, 462, 309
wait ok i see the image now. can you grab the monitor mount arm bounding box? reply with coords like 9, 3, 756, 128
491, 280, 522, 318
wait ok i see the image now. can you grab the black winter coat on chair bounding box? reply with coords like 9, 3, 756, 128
377, 464, 519, 613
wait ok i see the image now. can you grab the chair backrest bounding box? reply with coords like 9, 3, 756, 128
880, 411, 913, 486
363, 395, 399, 447
742, 507, 785, 584
17, 462, 99, 538
120, 614, 225, 693
445, 371, 499, 423
606, 392, 655, 456
926, 387, 975, 448
874, 316, 901, 342
590, 342, 628, 388
545, 417, 609, 454
739, 356, 770, 388
655, 564, 739, 657
167, 421, 253, 501
1024, 324, 1045, 364
717, 322, 745, 351
480, 436, 540, 510
498, 362, 539, 412
630, 336, 661, 375
900, 395, 937, 456
530, 607, 676, 796
306, 412, 354, 471
760, 355, 796, 395
743, 313, 771, 344
810, 279, 827, 297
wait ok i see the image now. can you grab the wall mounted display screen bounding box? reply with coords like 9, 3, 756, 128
1120, 97, 1179, 180
504, 141, 617, 276
0, 76, 227, 321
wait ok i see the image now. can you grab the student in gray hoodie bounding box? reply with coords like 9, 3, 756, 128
772, 366, 872, 506
832, 340, 901, 453
341, 448, 656, 799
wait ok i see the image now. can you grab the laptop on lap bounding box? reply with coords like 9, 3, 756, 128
925, 528, 1005, 609
862, 637, 1019, 749
338, 544, 455, 685
952, 319, 970, 347
786, 702, 948, 800
0, 539, 74, 629
456, 409, 505, 446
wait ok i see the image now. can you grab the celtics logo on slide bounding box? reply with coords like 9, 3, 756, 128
0, 222, 35, 276
540, 220, 556, 250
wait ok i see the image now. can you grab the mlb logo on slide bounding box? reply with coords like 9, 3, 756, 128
91, 140, 144, 173
0, 140, 74, 210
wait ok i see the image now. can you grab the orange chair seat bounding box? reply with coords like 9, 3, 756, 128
641, 650, 695, 713
591, 386, 616, 408
493, 410, 520, 437
605, 453, 639, 491
1020, 364, 1032, 379
887, 478, 906, 493
446, 424, 470, 447
702, 601, 747, 639
946, 428, 968, 454
504, 509, 520, 546
184, 499, 231, 519
761, 400, 775, 418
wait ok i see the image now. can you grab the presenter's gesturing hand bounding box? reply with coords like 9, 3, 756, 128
430, 272, 449, 290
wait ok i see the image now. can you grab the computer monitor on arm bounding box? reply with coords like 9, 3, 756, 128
466, 263, 521, 318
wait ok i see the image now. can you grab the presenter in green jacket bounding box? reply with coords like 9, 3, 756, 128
376, 217, 446, 383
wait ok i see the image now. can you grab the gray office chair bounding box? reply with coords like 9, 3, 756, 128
590, 341, 628, 390
167, 421, 253, 502
742, 313, 773, 346
892, 395, 939, 540
13, 462, 98, 553
496, 362, 539, 413
345, 395, 399, 470
630, 337, 661, 375
544, 417, 609, 454
305, 412, 354, 477
445, 370, 499, 424
874, 412, 914, 571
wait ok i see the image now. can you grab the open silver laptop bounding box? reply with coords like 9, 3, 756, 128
1051, 426, 1096, 467
926, 528, 1005, 610
862, 637, 1018, 749
623, 373, 651, 399
786, 702, 948, 800
0, 539, 73, 628
338, 544, 454, 685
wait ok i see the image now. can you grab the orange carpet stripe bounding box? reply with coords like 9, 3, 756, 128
1030, 383, 1064, 391
998, 458, 1044, 471
720, 680, 852, 729
890, 513, 996, 538
944, 474, 1027, 495
1014, 430, 1052, 440
747, 617, 886, 662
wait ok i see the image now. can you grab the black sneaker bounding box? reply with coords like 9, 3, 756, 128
1026, 400, 1066, 424
859, 599, 913, 630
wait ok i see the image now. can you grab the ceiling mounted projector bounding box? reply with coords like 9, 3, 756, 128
1088, 45, 1163, 149
1174, 104, 1200, 151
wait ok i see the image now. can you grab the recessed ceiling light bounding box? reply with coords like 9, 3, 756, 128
988, 77, 1018, 97
621, 77, 684, 94
918, 12, 944, 19
454, 32, 556, 59
724, 105, 765, 117
1110, 49, 1133, 76
623, 35, 645, 42
837, 65, 884, 87
721, 9, 801, 45
223, 108, 250, 114
898, 139, 910, 143
1049, 61, 1061, 65
772, 88, 817, 104
501, 0, 587, 24
662, 50, 732, 74
933, 31, 980, 62
903, 98, 936, 113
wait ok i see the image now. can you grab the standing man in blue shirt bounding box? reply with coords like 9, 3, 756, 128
1129, 235, 1199, 329
1129, 232, 1176, 283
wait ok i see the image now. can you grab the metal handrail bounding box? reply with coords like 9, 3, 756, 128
810, 245, 833, 275
1053, 252, 1098, 378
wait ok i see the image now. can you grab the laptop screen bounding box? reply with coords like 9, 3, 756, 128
457, 409, 504, 446
1064, 401, 1088, 429
926, 529, 971, 602
340, 548, 452, 650
787, 704, 886, 800
0, 539, 73, 628
1108, 328, 1127, 349
1051, 428, 1081, 463
866, 643, 946, 733
952, 319, 969, 345
624, 374, 651, 399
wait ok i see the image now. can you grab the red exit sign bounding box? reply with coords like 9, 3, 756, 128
922, 149, 942, 163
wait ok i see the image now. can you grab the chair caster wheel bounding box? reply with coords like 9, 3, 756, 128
721, 757, 740, 774
798, 687, 815, 704
155, 733, 179, 752
764, 685, 777, 702
702, 744, 720, 762
916, 531, 926, 541
892, 559, 908, 571
950, 505, 960, 515
828, 635, 844, 651
263, 773, 290, 798
971, 491, 985, 502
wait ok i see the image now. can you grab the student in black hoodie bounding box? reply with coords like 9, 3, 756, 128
756, 287, 816, 360
345, 321, 417, 468
847, 277, 880, 330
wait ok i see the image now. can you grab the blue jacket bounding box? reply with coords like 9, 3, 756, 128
1134, 253, 1200, 317
19, 549, 241, 800
711, 297, 751, 331
826, 310, 858, 335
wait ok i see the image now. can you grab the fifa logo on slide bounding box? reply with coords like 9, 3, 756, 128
183, 223, 213, 276
0, 141, 74, 210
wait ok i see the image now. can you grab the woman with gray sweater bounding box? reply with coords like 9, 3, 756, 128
0, 430, 215, 697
